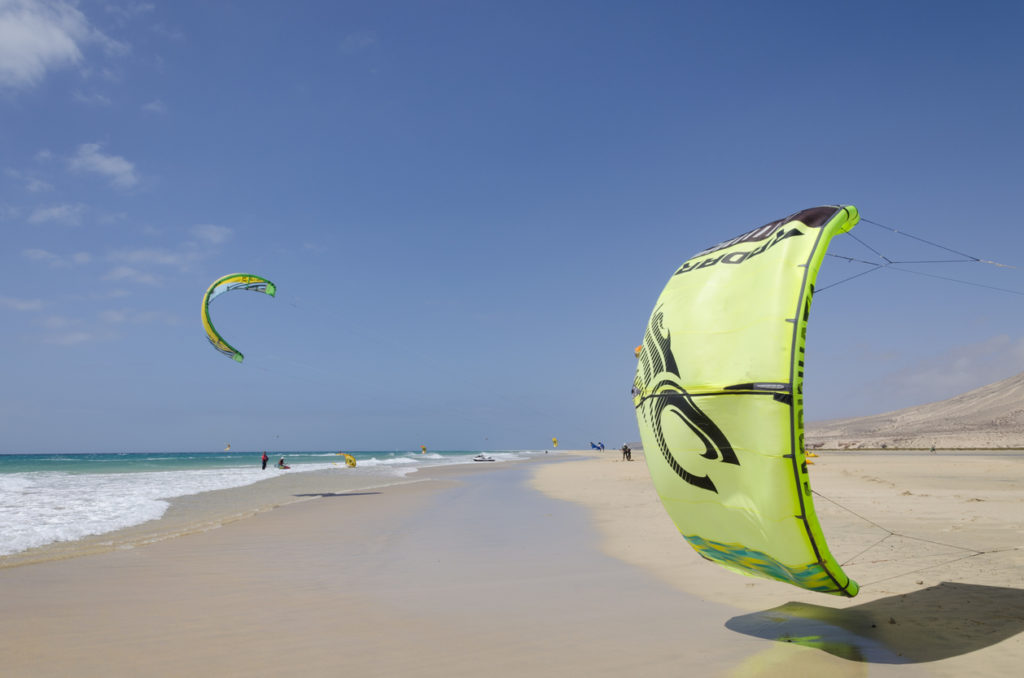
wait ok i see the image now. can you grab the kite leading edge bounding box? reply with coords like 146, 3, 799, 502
633, 205, 860, 597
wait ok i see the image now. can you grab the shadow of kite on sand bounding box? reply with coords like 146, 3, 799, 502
726, 582, 1024, 663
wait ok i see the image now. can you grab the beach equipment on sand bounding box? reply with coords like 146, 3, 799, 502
201, 273, 277, 363
633, 206, 860, 597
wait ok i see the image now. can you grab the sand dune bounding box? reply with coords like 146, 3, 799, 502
806, 372, 1024, 449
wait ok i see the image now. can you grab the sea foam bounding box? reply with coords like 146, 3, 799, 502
0, 465, 324, 556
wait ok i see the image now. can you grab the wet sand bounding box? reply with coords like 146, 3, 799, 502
1, 459, 741, 677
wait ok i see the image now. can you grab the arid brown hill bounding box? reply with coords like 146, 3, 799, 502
805, 372, 1024, 449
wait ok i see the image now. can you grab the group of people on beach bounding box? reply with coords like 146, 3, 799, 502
260, 452, 287, 469
621, 444, 632, 461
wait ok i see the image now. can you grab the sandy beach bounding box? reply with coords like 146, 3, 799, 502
2, 451, 1023, 676
1, 459, 741, 677
533, 450, 1024, 676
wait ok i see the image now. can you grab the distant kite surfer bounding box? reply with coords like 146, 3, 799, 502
261, 451, 268, 470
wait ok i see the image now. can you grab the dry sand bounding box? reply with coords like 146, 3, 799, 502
3, 451, 1023, 677
532, 449, 1024, 676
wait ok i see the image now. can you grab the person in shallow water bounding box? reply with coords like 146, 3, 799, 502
278, 457, 286, 469
261, 451, 268, 470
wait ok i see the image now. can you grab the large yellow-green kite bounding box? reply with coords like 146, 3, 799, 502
633, 205, 860, 597
201, 273, 276, 363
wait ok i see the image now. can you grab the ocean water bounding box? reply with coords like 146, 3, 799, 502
0, 449, 538, 558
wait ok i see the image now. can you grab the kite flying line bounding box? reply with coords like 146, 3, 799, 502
811, 488, 1021, 589
818, 217, 1021, 295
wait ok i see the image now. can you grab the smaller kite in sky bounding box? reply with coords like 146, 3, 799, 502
201, 273, 276, 363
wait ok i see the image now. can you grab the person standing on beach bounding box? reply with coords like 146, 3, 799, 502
261, 451, 269, 470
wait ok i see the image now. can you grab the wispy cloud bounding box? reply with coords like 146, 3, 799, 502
21, 247, 60, 265
95, 288, 131, 299
43, 330, 93, 346
22, 247, 91, 266
99, 309, 126, 324
41, 314, 73, 329
26, 177, 53, 192
99, 236, 222, 288
28, 203, 86, 225
871, 334, 1024, 410
0, 295, 44, 311
191, 223, 231, 245
102, 265, 159, 285
151, 23, 184, 41
73, 89, 111, 105
96, 210, 127, 225
340, 30, 377, 54
141, 98, 165, 113
100, 308, 178, 325
108, 247, 201, 269
0, 0, 127, 90
4, 167, 53, 192
104, 1, 155, 26
68, 142, 138, 188
0, 0, 88, 88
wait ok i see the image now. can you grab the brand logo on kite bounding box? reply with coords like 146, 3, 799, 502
635, 309, 738, 494
675, 226, 804, 277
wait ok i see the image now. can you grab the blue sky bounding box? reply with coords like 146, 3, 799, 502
2, 1, 1023, 453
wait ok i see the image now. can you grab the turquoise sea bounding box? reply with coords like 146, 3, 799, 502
0, 449, 538, 558
0, 449, 491, 474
